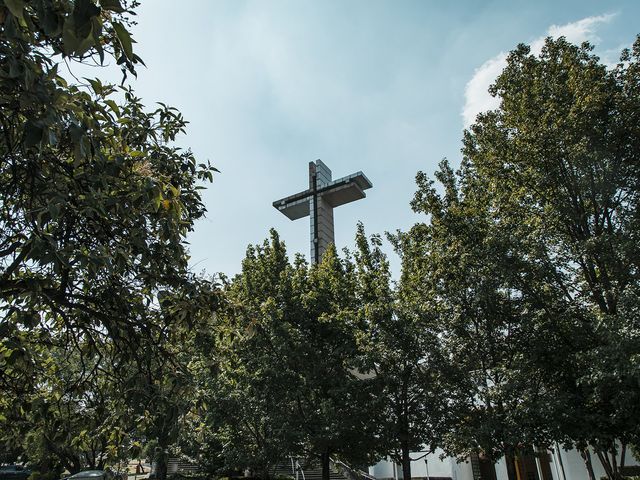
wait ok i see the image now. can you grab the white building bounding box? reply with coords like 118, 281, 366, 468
370, 446, 640, 480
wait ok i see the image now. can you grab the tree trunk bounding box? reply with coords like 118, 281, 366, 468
157, 457, 168, 480
155, 446, 169, 480
399, 383, 411, 480
610, 449, 619, 480
505, 453, 518, 480
321, 449, 331, 480
580, 449, 597, 480
595, 449, 614, 480
261, 464, 271, 480
401, 440, 412, 480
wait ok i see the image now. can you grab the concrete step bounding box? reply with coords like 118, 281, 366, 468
271, 461, 348, 480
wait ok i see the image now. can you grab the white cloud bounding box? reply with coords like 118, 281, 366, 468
461, 13, 617, 128
461, 52, 506, 129
544, 13, 615, 47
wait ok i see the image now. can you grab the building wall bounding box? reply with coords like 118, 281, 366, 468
372, 445, 640, 480
495, 457, 509, 480
418, 450, 456, 478
369, 458, 396, 479
308, 159, 335, 264
452, 457, 474, 480
552, 446, 639, 480
369, 449, 455, 480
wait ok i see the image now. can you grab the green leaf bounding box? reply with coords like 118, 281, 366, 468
23, 121, 43, 147
41, 5, 62, 35
69, 124, 84, 142
46, 128, 58, 146
63, 0, 100, 55
86, 77, 103, 95
100, 0, 125, 13
153, 193, 162, 211
92, 17, 105, 64
105, 99, 120, 116
45, 63, 59, 81
72, 0, 100, 39
113, 21, 133, 60
3, 0, 26, 20
62, 16, 81, 54
8, 58, 22, 78
132, 53, 146, 67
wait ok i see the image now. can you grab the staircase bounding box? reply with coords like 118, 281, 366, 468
270, 459, 350, 480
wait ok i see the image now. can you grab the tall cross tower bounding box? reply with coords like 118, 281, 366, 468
273, 160, 373, 263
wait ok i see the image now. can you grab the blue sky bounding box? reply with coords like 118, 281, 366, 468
91, 0, 640, 278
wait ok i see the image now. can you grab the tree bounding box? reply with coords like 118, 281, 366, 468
202, 232, 304, 477
0, 0, 215, 353
406, 160, 560, 480
126, 279, 218, 480
462, 35, 640, 480
206, 231, 382, 480
44, 353, 136, 473
404, 35, 640, 480
0, 342, 134, 477
297, 242, 382, 480
0, 1, 218, 476
356, 223, 448, 480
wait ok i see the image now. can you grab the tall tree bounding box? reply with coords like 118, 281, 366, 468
0, 0, 216, 361
404, 35, 640, 480
357, 223, 447, 480
207, 231, 382, 480
0, 1, 218, 476
461, 36, 640, 480
207, 232, 305, 477
405, 160, 555, 471
297, 243, 380, 480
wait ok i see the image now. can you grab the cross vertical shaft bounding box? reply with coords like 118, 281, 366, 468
309, 160, 335, 264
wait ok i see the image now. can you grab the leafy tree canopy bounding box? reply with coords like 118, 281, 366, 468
0, 0, 218, 476
404, 35, 640, 480
200, 230, 385, 480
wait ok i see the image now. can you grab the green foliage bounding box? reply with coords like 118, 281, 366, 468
0, 1, 218, 477
2, 344, 136, 474
403, 34, 640, 480
462, 35, 640, 468
131, 279, 219, 480
406, 158, 557, 461
193, 230, 384, 477
357, 222, 448, 480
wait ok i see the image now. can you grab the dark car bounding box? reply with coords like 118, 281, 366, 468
0, 465, 32, 480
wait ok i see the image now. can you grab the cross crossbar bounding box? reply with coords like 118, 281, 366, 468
273, 160, 372, 263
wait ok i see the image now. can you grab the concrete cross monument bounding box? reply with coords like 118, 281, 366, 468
273, 160, 373, 264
